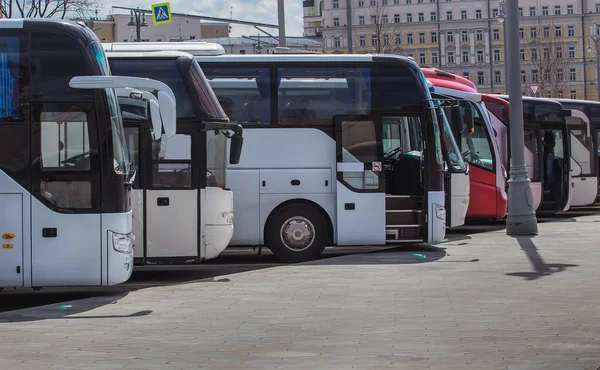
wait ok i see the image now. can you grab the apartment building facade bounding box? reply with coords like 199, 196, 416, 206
312, 0, 600, 99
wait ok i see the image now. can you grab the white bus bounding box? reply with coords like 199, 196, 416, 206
195, 54, 465, 262
105, 50, 244, 264
0, 19, 176, 288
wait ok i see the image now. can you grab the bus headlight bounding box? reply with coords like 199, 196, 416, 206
220, 211, 234, 224
113, 232, 134, 254
435, 204, 446, 220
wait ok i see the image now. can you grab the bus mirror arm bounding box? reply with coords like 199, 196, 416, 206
202, 122, 244, 165
115, 88, 163, 141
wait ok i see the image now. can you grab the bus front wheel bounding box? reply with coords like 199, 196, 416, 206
266, 203, 328, 263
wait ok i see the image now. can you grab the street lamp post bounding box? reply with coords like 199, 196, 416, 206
497, 0, 539, 235
128, 7, 148, 42
586, 35, 600, 101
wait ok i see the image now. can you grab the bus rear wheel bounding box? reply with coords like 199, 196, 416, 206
266, 203, 328, 263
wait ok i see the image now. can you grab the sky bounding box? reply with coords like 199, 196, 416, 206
99, 0, 305, 37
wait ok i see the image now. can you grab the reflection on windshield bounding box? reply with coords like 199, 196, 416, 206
436, 105, 467, 172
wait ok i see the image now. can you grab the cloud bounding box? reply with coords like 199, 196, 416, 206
100, 0, 304, 37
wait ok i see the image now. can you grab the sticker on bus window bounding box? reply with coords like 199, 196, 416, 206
372, 161, 382, 172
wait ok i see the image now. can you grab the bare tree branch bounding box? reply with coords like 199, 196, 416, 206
1, 0, 97, 19
522, 18, 575, 98
354, 0, 403, 54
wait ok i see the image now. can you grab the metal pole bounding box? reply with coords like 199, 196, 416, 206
596, 44, 600, 101
277, 0, 286, 46
347, 0, 353, 53
504, 0, 538, 235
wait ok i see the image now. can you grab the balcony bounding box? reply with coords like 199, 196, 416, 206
304, 26, 323, 37
303, 0, 315, 7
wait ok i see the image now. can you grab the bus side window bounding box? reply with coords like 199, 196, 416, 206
0, 32, 30, 123
29, 30, 93, 101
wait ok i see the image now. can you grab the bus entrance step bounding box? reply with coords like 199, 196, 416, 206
385, 195, 423, 210
385, 226, 422, 241
385, 210, 423, 225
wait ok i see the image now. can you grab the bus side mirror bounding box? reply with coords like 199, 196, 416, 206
450, 106, 463, 133
463, 103, 475, 133
157, 91, 176, 137
229, 131, 244, 165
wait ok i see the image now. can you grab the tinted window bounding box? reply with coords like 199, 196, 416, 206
30, 31, 93, 100
188, 62, 227, 120
108, 59, 195, 119
277, 67, 371, 126
484, 101, 509, 127
0, 34, 29, 122
203, 67, 271, 125
373, 62, 425, 109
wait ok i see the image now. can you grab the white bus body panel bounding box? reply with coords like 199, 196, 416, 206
0, 194, 24, 287
449, 172, 470, 228
131, 189, 145, 258
145, 190, 198, 257
31, 198, 102, 286
428, 191, 446, 244
204, 187, 234, 260
336, 182, 385, 245
570, 177, 598, 207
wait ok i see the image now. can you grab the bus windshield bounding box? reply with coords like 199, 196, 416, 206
90, 41, 130, 176
435, 103, 467, 172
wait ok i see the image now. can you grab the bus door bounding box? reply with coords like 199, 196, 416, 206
125, 121, 200, 261
564, 111, 598, 206
540, 125, 572, 212
333, 114, 386, 245
30, 104, 103, 286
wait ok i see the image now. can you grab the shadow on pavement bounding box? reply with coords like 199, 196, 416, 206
506, 237, 579, 281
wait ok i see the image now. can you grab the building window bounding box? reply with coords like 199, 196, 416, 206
431, 32, 438, 43
446, 11, 453, 20
239, 49, 246, 54
383, 0, 388, 4
518, 7, 523, 16
395, 34, 401, 44
334, 37, 341, 48
568, 46, 575, 58
494, 71, 501, 84
407, 33, 413, 44
359, 0, 364, 5
597, 25, 600, 36
568, 26, 575, 37
570, 90, 577, 99
521, 70, 526, 82
432, 51, 439, 64
543, 48, 550, 59
333, 17, 340, 27
431, 12, 437, 21
492, 8, 498, 17
531, 48, 538, 60
359, 16, 366, 25
477, 71, 485, 85
570, 68, 577, 81
394, 14, 400, 23
493, 28, 500, 40
447, 51, 455, 64
419, 52, 426, 64
532, 70, 539, 82
519, 28, 524, 39
597, 4, 600, 13
462, 30, 469, 42
544, 69, 551, 81
476, 30, 483, 41
447, 31, 454, 42
477, 50, 484, 62
462, 50, 469, 63
529, 7, 536, 16
359, 35, 366, 46
555, 26, 562, 37
520, 48, 525, 60
393, 0, 399, 3
462, 71, 470, 79
333, 0, 339, 8
383, 34, 390, 45
371, 15, 377, 24
542, 6, 548, 15
557, 69, 564, 80
372, 35, 378, 46
419, 32, 426, 43
567, 5, 574, 14
407, 13, 413, 22
554, 5, 560, 15
493, 49, 501, 61
476, 9, 482, 19
530, 27, 537, 39
558, 90, 564, 98
383, 15, 389, 23
419, 13, 425, 22
556, 46, 563, 59
543, 27, 550, 38
406, 0, 411, 3
461, 10, 467, 19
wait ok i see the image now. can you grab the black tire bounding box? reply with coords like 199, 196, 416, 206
265, 203, 328, 263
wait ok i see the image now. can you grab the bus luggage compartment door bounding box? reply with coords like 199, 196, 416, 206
0, 194, 23, 287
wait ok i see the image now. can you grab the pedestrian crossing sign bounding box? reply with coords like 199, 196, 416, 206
151, 2, 172, 25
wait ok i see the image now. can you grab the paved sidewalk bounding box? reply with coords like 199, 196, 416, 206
1, 215, 600, 370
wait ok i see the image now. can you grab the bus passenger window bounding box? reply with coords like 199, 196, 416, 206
0, 35, 29, 123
